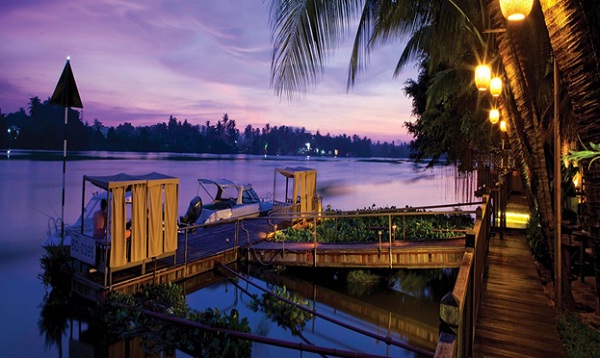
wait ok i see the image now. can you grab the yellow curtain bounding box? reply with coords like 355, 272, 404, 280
147, 184, 162, 257
298, 172, 308, 213
131, 183, 147, 262
110, 187, 127, 267
306, 170, 317, 212
293, 173, 300, 211
163, 183, 178, 252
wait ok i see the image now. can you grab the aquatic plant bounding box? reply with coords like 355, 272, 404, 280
101, 283, 252, 357
346, 270, 381, 296
276, 206, 474, 243
248, 285, 313, 336
38, 245, 73, 292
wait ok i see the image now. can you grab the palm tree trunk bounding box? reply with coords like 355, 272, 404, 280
488, 0, 568, 304
539, 0, 600, 309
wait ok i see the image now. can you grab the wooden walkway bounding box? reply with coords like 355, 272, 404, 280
473, 230, 566, 357
246, 238, 466, 269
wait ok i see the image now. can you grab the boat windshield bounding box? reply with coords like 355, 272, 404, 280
241, 188, 260, 204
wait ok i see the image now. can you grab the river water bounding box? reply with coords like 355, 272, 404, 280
0, 151, 472, 357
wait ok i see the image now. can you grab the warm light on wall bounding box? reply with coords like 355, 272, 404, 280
490, 77, 502, 97
489, 108, 500, 124
500, 120, 508, 132
475, 64, 491, 91
573, 171, 581, 188
499, 0, 534, 21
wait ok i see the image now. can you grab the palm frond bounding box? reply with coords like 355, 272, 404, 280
269, 0, 363, 99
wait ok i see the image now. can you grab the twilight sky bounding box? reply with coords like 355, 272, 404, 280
0, 0, 418, 143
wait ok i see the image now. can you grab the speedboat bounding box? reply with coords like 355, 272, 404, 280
180, 179, 273, 226
42, 189, 134, 247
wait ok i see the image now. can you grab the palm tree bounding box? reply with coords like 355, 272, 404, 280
267, 0, 600, 306
537, 0, 600, 307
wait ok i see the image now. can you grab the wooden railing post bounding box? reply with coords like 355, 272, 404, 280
437, 292, 459, 357
388, 214, 393, 268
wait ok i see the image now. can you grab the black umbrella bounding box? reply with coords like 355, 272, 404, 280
50, 57, 83, 243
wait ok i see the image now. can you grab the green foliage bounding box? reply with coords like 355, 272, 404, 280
525, 214, 552, 271
557, 312, 600, 357
38, 245, 73, 292
101, 283, 252, 357
346, 270, 381, 296
182, 308, 251, 358
392, 269, 444, 297
248, 285, 313, 336
404, 60, 494, 172
276, 206, 473, 243
564, 141, 600, 170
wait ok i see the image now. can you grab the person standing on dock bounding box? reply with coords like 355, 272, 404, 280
93, 199, 107, 239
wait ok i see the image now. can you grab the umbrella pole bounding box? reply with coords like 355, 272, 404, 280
61, 106, 68, 244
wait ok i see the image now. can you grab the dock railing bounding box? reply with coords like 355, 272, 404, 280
266, 201, 481, 242
434, 194, 492, 358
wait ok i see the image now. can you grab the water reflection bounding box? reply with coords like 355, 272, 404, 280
38, 290, 69, 357
1, 154, 473, 356
187, 266, 450, 356
36, 262, 452, 357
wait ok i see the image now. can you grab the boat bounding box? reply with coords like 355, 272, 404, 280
42, 192, 111, 247
179, 179, 274, 226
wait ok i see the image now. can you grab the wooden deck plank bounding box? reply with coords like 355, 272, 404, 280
473, 230, 566, 358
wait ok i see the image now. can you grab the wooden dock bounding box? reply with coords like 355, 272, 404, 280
72, 217, 280, 300
472, 230, 566, 357
245, 238, 466, 269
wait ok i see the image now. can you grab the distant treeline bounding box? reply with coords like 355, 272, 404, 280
0, 96, 410, 158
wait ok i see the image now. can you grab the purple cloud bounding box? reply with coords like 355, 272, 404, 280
0, 0, 416, 142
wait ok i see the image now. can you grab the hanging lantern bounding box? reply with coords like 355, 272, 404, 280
489, 108, 500, 124
490, 77, 502, 97
475, 64, 491, 91
499, 0, 534, 21
500, 120, 508, 132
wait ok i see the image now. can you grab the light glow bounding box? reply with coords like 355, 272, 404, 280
475, 64, 491, 91
499, 0, 534, 21
490, 77, 502, 97
500, 120, 508, 132
489, 108, 500, 124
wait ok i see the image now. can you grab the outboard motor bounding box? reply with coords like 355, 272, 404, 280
180, 196, 202, 225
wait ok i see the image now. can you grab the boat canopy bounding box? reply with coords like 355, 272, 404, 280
80, 172, 179, 268
198, 178, 241, 188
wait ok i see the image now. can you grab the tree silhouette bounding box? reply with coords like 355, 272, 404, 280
0, 99, 409, 158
